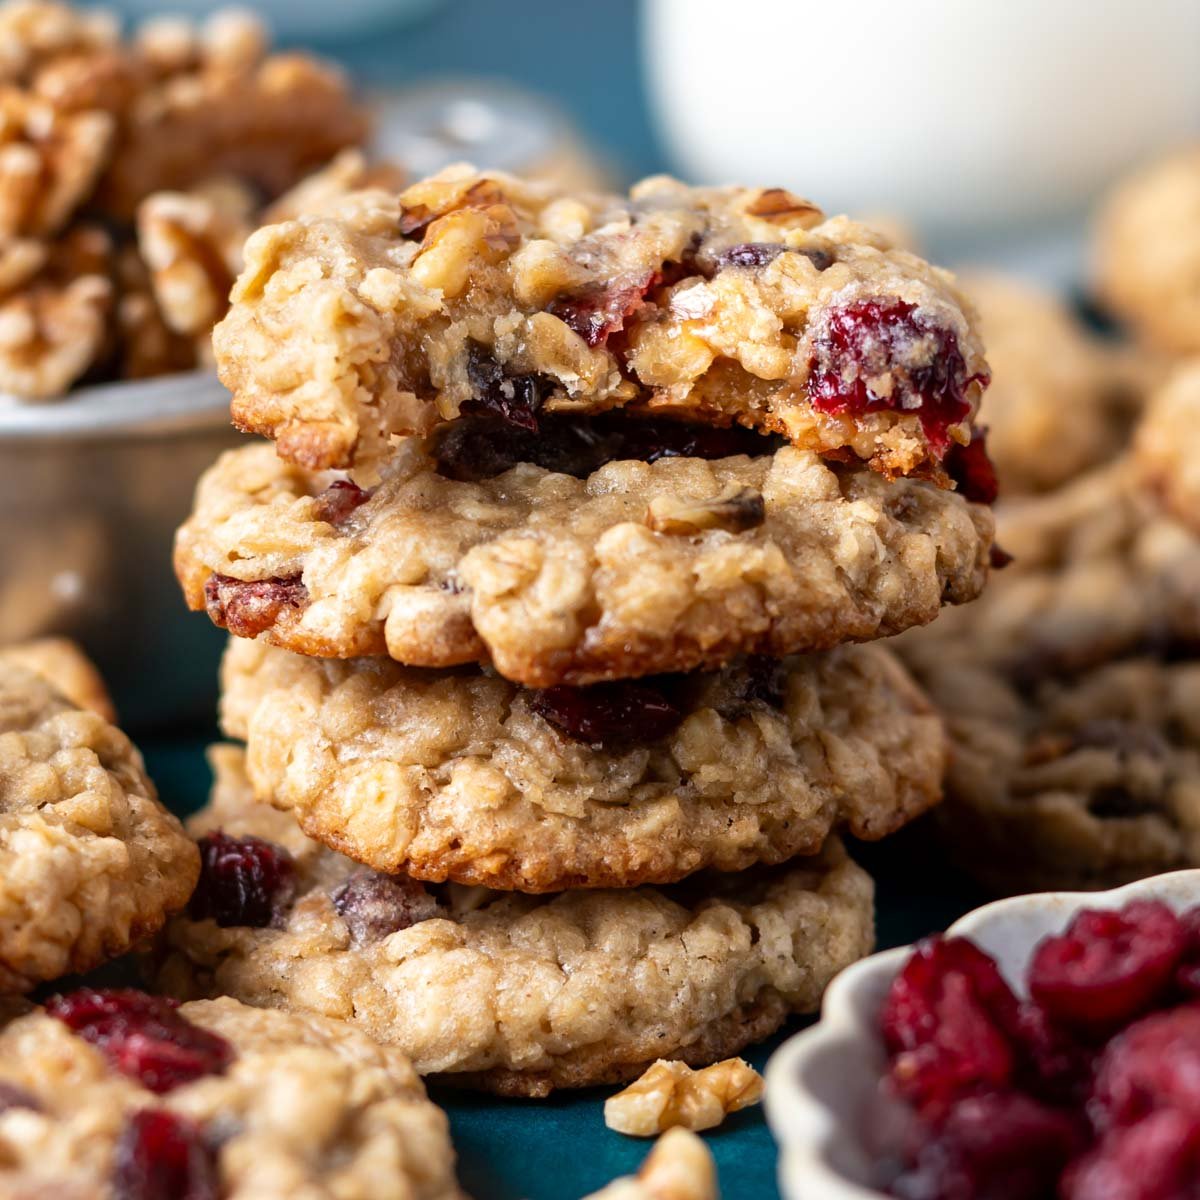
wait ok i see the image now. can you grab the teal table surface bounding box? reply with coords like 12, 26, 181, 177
138, 737, 989, 1200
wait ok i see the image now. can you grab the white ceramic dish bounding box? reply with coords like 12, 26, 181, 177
764, 869, 1200, 1200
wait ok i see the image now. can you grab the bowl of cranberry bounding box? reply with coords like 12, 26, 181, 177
763, 870, 1200, 1200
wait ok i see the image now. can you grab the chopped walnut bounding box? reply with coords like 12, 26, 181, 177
584, 1128, 719, 1200
0, 224, 112, 397
137, 179, 256, 337
99, 40, 367, 219
0, 88, 113, 238
646, 486, 766, 535
113, 244, 197, 379
0, 1, 118, 85
604, 1058, 764, 1137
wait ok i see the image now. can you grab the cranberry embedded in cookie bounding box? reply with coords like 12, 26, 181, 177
0, 994, 462, 1198
214, 167, 990, 479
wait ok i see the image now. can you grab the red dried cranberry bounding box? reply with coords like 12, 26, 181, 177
330, 869, 443, 944
880, 936, 1023, 1114
989, 544, 1014, 570
1014, 1002, 1096, 1107
464, 340, 553, 431
1062, 1108, 1200, 1200
1174, 907, 1200, 997
547, 269, 657, 347
46, 990, 233, 1094
807, 299, 987, 456
1028, 901, 1185, 1033
0, 1082, 40, 1113
944, 431, 999, 505
1090, 1005, 1200, 1131
530, 679, 685, 746
112, 1109, 219, 1200
891, 1090, 1081, 1200
189, 833, 295, 929
312, 479, 370, 526
203, 575, 308, 639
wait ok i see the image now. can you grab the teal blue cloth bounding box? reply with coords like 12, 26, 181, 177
140, 740, 985, 1200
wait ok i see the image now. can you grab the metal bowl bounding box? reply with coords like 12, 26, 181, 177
0, 371, 241, 731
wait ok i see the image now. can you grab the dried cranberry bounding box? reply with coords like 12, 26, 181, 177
312, 479, 370, 526
530, 679, 685, 746
807, 299, 987, 456
46, 990, 233, 1094
112, 1109, 219, 1200
1028, 901, 1185, 1033
1062, 1108, 1200, 1200
331, 870, 443, 944
464, 341, 554, 431
1014, 1002, 1096, 1107
203, 575, 308, 639
715, 242, 832, 272
547, 269, 657, 347
944, 431, 999, 505
880, 936, 1023, 1114
0, 1082, 40, 1113
1174, 907, 1200, 998
189, 833, 295, 929
891, 1090, 1081, 1200
1090, 1005, 1200, 1131
989, 544, 1014, 570
716, 242, 787, 269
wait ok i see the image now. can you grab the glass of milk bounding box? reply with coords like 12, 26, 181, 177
643, 0, 1200, 237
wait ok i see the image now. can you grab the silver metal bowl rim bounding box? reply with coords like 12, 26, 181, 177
0, 369, 232, 441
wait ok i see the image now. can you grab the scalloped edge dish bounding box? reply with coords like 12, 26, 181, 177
763, 868, 1200, 1200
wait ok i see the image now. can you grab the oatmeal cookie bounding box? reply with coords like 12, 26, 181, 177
0, 658, 197, 992
174, 438, 993, 686
154, 746, 875, 1096
0, 636, 114, 719
0, 991, 463, 1198
213, 166, 989, 477
135, 154, 405, 347
961, 272, 1137, 495
218, 637, 943, 891
1093, 146, 1200, 353
1137, 360, 1200, 535
895, 459, 1200, 681
917, 653, 1200, 894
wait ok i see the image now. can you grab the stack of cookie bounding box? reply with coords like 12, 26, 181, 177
164, 168, 997, 1093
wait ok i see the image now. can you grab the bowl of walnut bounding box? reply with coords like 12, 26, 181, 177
0, 1, 387, 726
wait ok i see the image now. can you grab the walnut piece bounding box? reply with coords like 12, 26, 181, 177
604, 1058, 764, 1137
646, 486, 766, 535
584, 1128, 718, 1200
136, 178, 256, 336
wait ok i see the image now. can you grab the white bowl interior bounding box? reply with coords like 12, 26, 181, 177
765, 869, 1200, 1200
